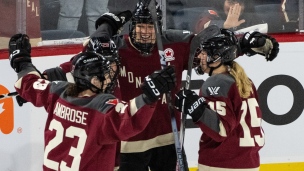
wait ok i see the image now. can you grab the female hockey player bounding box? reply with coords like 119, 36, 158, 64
174, 29, 266, 171
8, 33, 176, 171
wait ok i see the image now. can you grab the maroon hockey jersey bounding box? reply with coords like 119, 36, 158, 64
197, 73, 264, 169
58, 30, 194, 153
114, 31, 193, 153
14, 69, 156, 171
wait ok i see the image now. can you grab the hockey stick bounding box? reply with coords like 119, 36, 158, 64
147, 0, 185, 170
0, 92, 19, 100
179, 25, 221, 149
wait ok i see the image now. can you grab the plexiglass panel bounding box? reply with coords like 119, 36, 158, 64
0, 0, 302, 49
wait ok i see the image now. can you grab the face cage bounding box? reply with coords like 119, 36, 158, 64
130, 21, 156, 55
193, 45, 222, 73
193, 40, 237, 75
103, 52, 120, 64
102, 62, 120, 94
194, 40, 224, 67
205, 47, 237, 69
206, 52, 222, 64
192, 46, 223, 75
72, 60, 114, 94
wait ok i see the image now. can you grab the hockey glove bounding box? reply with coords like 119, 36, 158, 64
240, 31, 279, 61
16, 95, 27, 107
86, 36, 117, 56
141, 66, 176, 104
95, 10, 132, 34
8, 34, 32, 72
175, 88, 207, 122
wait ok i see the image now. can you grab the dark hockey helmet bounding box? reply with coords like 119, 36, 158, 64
193, 29, 238, 74
203, 31, 238, 64
195, 29, 238, 64
71, 51, 120, 93
129, 1, 162, 55
86, 36, 120, 64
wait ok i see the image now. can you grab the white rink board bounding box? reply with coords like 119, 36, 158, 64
0, 55, 72, 171
0, 42, 304, 170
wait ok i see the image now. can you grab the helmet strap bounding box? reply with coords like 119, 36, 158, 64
207, 62, 223, 76
89, 76, 104, 94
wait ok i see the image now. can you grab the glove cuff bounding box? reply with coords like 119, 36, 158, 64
10, 50, 32, 72
16, 95, 27, 107
240, 32, 263, 56
242, 48, 258, 57
190, 104, 206, 122
241, 31, 267, 48
142, 94, 157, 105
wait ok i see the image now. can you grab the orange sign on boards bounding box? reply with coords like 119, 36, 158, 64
0, 85, 14, 134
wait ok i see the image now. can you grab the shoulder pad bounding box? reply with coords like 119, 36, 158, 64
202, 74, 235, 97
50, 81, 69, 96
95, 94, 119, 114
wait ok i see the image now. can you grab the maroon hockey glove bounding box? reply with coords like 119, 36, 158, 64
8, 33, 32, 72
175, 88, 207, 122
95, 10, 132, 34
141, 66, 176, 104
240, 31, 279, 61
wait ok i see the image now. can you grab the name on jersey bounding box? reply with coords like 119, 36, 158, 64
53, 102, 88, 125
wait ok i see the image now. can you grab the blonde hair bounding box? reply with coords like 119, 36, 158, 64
228, 61, 252, 98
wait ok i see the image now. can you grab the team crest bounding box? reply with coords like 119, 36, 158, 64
164, 48, 175, 62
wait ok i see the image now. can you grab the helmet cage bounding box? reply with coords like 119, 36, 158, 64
129, 1, 162, 55
202, 35, 237, 65
85, 37, 121, 92
72, 52, 120, 93
193, 30, 238, 75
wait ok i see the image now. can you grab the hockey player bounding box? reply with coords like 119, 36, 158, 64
8, 33, 176, 171
42, 1, 279, 170
174, 29, 266, 171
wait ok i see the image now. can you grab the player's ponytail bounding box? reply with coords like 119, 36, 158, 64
228, 61, 252, 98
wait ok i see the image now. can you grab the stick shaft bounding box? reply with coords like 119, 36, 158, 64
148, 0, 185, 170
0, 92, 19, 100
